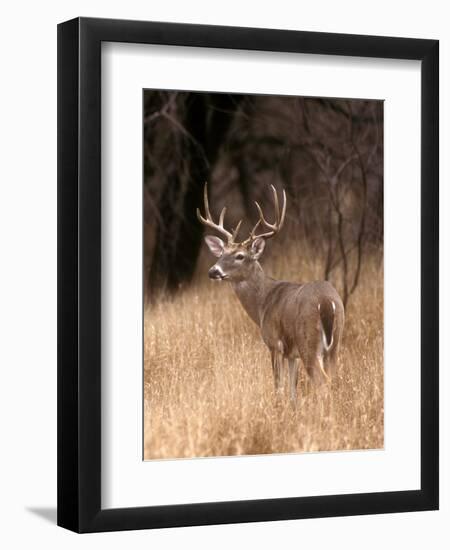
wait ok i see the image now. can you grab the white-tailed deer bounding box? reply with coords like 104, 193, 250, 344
198, 184, 344, 402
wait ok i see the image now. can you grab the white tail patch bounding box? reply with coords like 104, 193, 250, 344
318, 300, 335, 353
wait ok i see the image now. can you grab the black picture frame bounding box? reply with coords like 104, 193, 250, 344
57, 17, 439, 533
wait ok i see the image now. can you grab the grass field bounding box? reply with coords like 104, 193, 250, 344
144, 242, 384, 460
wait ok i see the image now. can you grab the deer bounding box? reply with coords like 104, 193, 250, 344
197, 183, 345, 403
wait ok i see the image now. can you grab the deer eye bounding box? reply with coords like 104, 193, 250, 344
235, 253, 245, 261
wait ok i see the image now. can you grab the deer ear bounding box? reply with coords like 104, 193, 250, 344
251, 237, 266, 259
204, 235, 224, 257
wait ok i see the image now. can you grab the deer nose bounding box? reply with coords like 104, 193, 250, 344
208, 266, 223, 280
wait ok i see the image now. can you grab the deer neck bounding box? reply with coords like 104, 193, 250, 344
231, 263, 270, 326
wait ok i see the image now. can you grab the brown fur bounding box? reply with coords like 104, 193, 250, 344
206, 238, 345, 402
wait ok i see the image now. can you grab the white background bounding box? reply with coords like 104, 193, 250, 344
102, 44, 421, 508
0, 1, 448, 548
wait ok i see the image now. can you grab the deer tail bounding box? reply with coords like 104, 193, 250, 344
318, 298, 335, 353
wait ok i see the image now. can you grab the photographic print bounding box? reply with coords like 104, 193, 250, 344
57, 19, 438, 531
143, 91, 384, 460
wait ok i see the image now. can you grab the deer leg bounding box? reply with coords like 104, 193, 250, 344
279, 354, 286, 390
271, 351, 282, 392
317, 354, 331, 384
302, 354, 331, 418
304, 354, 330, 386
324, 315, 343, 378
324, 341, 341, 378
288, 358, 299, 404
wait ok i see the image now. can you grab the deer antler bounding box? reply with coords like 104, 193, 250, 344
197, 183, 286, 246
196, 183, 242, 244
242, 185, 287, 245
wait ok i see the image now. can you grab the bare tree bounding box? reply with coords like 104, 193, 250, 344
295, 99, 382, 306
143, 92, 383, 305
144, 92, 242, 297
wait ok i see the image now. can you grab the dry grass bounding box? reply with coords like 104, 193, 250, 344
144, 243, 384, 459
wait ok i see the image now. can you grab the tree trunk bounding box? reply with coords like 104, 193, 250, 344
147, 93, 241, 296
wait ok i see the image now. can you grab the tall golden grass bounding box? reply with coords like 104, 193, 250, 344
144, 242, 384, 459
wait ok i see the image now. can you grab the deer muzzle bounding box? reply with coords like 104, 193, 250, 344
208, 266, 227, 280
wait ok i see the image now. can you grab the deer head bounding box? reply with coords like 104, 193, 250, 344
197, 184, 286, 282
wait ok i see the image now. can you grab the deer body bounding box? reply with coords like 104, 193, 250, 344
198, 184, 344, 402
232, 265, 344, 400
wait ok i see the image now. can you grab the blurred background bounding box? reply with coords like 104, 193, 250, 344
143, 91, 383, 305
